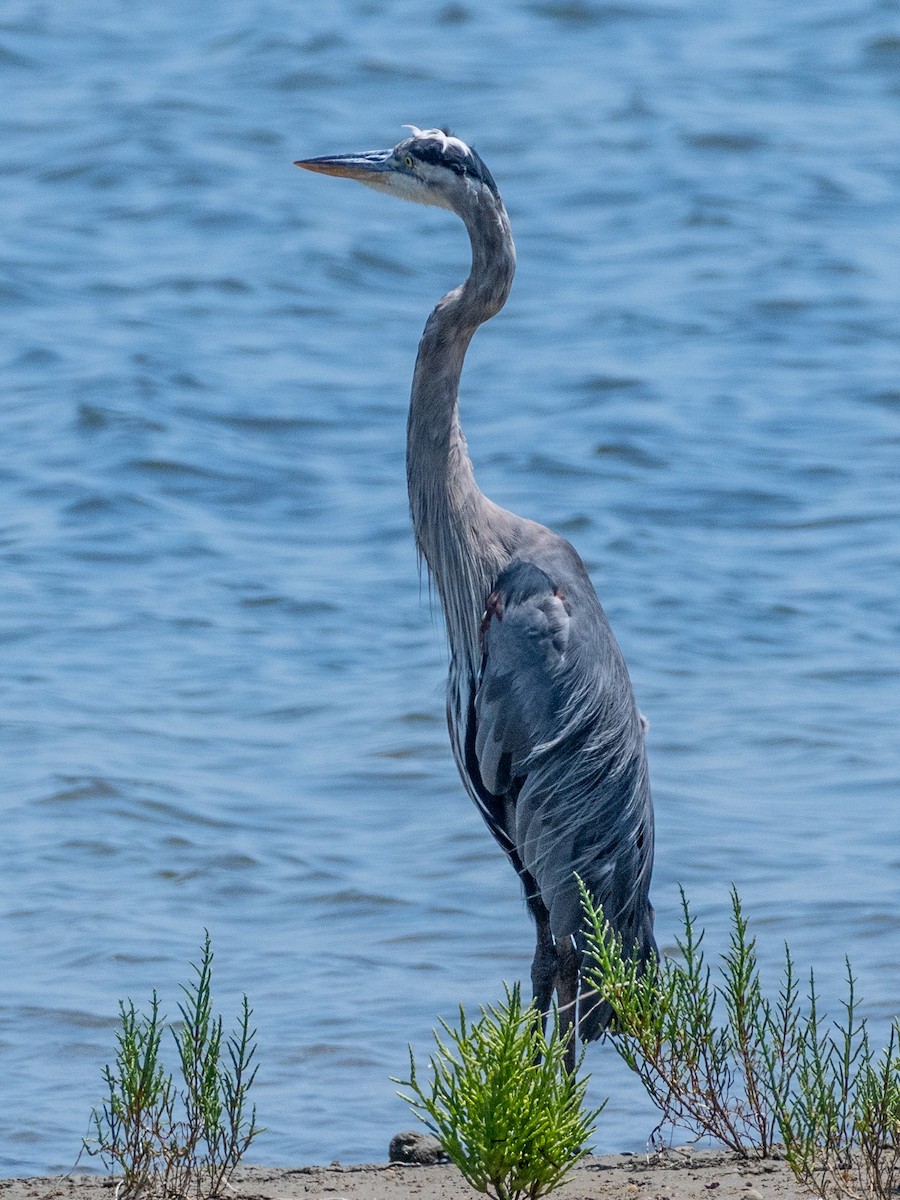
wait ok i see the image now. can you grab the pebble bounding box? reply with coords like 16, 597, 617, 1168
388, 1130, 447, 1165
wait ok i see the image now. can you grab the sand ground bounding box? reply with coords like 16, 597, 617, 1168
0, 1149, 808, 1200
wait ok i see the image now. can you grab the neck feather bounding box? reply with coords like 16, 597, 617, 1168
406, 186, 517, 669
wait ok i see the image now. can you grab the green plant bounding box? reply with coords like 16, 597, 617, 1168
582, 883, 787, 1154
582, 882, 900, 1200
87, 992, 175, 1196
84, 933, 263, 1198
765, 961, 867, 1194
395, 984, 602, 1200
855, 1023, 900, 1200
173, 935, 261, 1198
768, 973, 900, 1200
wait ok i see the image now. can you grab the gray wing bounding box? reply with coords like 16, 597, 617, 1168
465, 555, 655, 970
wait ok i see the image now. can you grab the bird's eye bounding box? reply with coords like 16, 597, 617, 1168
405, 155, 414, 168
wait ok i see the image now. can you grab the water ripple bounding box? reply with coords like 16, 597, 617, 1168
2, 0, 899, 1177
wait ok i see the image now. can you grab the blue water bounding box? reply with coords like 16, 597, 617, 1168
3, 0, 900, 1177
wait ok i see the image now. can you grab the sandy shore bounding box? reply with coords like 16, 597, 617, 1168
0, 1149, 807, 1200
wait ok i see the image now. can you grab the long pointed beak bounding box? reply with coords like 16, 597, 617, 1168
293, 149, 393, 181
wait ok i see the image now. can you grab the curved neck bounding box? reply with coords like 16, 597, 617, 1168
406, 186, 516, 667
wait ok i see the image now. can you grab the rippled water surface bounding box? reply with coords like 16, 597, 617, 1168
3, 0, 900, 1176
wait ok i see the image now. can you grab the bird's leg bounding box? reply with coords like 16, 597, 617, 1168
529, 899, 557, 1038
555, 935, 580, 1074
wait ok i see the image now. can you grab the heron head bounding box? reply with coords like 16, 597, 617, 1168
294, 126, 499, 211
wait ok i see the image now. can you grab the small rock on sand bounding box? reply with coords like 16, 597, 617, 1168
388, 1130, 446, 1165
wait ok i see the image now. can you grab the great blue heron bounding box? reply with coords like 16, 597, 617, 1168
296, 127, 656, 1065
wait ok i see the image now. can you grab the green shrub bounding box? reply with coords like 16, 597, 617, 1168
582, 883, 794, 1154
855, 1023, 900, 1200
395, 984, 602, 1200
84, 932, 262, 1198
582, 882, 900, 1200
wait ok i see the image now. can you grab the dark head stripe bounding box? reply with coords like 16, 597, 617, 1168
409, 137, 499, 196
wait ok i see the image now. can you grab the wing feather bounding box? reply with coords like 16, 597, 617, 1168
463, 556, 655, 980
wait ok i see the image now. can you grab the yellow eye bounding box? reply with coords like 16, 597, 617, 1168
405, 155, 414, 168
